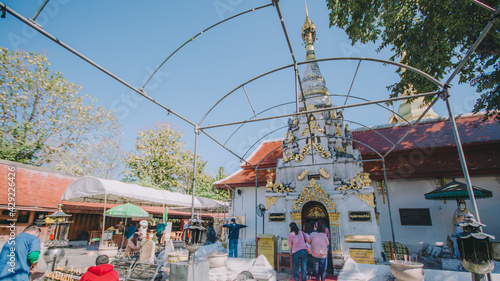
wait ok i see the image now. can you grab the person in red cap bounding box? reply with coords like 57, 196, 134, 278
80, 255, 119, 281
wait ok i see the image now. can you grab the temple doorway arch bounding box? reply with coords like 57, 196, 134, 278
301, 201, 330, 234
301, 201, 335, 273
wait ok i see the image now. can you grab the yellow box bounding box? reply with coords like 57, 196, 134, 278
257, 234, 277, 269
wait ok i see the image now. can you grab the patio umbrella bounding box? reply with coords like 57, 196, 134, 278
105, 203, 150, 250
424, 180, 493, 201
105, 203, 150, 218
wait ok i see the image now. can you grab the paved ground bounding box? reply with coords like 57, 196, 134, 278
33, 246, 99, 280
32, 246, 294, 280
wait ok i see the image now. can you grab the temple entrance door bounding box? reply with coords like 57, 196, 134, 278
301, 201, 333, 273
301, 201, 329, 234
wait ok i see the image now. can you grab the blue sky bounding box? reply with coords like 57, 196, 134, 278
0, 1, 481, 176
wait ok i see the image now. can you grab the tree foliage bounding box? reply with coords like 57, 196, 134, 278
0, 48, 123, 178
124, 123, 228, 199
195, 166, 229, 200
326, 0, 500, 121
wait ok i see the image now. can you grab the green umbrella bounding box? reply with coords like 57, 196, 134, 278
105, 203, 149, 250
105, 203, 149, 218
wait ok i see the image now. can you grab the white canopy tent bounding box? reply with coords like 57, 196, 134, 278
62, 176, 201, 207
171, 197, 229, 213
61, 176, 203, 244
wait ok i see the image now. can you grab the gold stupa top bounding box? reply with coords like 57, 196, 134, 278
301, 4, 316, 61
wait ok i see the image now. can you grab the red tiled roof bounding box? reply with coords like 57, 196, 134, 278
0, 161, 77, 210
215, 114, 500, 187
215, 140, 284, 190
352, 114, 500, 155
240, 140, 283, 168
0, 160, 219, 218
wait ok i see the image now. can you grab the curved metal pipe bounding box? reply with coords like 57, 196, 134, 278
141, 3, 273, 90
198, 57, 444, 126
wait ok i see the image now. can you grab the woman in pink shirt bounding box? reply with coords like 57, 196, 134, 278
287, 222, 308, 281
308, 223, 329, 281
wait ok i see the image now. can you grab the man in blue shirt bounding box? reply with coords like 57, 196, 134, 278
206, 221, 217, 245
223, 219, 247, 258
126, 222, 136, 240
0, 224, 41, 281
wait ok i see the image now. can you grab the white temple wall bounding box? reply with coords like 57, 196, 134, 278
228, 185, 267, 240
374, 176, 500, 253
333, 193, 383, 258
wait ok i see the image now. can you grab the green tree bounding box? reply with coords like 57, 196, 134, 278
195, 166, 229, 200
326, 0, 500, 121
0, 48, 123, 178
124, 123, 188, 190
124, 123, 229, 199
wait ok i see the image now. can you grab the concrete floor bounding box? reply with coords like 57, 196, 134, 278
31, 246, 295, 280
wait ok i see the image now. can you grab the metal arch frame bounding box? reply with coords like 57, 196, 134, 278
221, 93, 411, 151
140, 3, 274, 91
197, 57, 443, 127
1, 0, 497, 239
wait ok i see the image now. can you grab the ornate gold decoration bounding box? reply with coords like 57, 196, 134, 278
306, 103, 316, 111
295, 143, 311, 162
312, 142, 331, 158
337, 172, 368, 191
273, 183, 293, 193
286, 131, 294, 143
318, 168, 330, 179
293, 115, 298, 126
283, 151, 295, 163
266, 169, 274, 191
266, 196, 279, 209
335, 124, 341, 136
294, 179, 336, 212
345, 123, 350, 132
300, 116, 324, 136
336, 146, 345, 153
306, 206, 327, 218
330, 110, 337, 120
376, 212, 380, 223
298, 169, 309, 181
362, 172, 372, 186
291, 212, 301, 221
329, 212, 340, 222
356, 194, 375, 208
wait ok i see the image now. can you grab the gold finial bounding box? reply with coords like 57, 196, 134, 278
301, 2, 316, 61
305, 0, 309, 17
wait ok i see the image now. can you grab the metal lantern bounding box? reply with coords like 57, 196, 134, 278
181, 216, 206, 262
454, 214, 495, 278
43, 204, 72, 271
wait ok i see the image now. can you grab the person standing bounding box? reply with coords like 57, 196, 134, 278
206, 221, 217, 245
287, 222, 308, 281
222, 218, 247, 257
80, 255, 119, 281
308, 222, 329, 281
0, 224, 41, 281
115, 221, 125, 234
126, 222, 136, 241
156, 219, 166, 242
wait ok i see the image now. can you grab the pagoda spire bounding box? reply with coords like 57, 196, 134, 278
299, 4, 331, 109
302, 0, 316, 61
